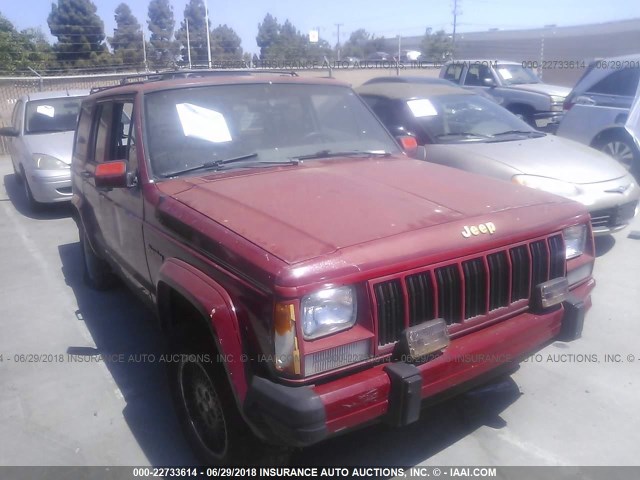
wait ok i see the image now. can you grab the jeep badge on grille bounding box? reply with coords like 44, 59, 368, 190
462, 222, 496, 238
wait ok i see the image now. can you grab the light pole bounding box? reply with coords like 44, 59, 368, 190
204, 0, 212, 68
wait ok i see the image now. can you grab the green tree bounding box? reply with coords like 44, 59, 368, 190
256, 13, 279, 60
306, 39, 333, 63
0, 13, 26, 73
256, 15, 315, 62
147, 0, 178, 68
109, 3, 144, 68
19, 28, 54, 71
47, 0, 109, 66
421, 28, 452, 61
175, 0, 209, 66
0, 13, 54, 74
342, 29, 385, 58
210, 24, 242, 62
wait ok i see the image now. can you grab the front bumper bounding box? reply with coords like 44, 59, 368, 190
589, 200, 639, 236
27, 169, 72, 203
244, 278, 594, 447
533, 111, 564, 133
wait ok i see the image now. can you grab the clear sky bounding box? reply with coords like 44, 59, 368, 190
3, 0, 640, 54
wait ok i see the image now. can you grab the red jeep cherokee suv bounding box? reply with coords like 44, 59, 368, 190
71, 74, 595, 464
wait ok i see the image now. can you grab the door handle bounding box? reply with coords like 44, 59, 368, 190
80, 171, 92, 178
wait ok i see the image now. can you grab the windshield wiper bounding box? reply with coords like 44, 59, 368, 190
485, 130, 545, 142
492, 130, 545, 137
436, 132, 492, 139
292, 150, 392, 161
160, 153, 298, 178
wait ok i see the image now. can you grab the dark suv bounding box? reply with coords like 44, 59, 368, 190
71, 74, 595, 464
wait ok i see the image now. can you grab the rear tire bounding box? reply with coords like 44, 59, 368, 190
80, 227, 117, 290
167, 328, 290, 466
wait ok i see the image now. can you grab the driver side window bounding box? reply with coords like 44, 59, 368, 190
92, 100, 135, 165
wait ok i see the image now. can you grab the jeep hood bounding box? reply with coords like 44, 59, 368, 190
507, 83, 571, 98
159, 157, 567, 264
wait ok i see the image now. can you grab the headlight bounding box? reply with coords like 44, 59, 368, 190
301, 286, 357, 340
32, 153, 69, 170
550, 95, 565, 104
512, 175, 580, 197
550, 95, 565, 112
563, 224, 587, 260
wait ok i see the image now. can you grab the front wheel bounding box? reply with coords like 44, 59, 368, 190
20, 167, 41, 211
168, 330, 290, 465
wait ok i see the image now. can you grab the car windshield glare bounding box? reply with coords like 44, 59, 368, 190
144, 83, 400, 178
495, 65, 541, 85
407, 94, 535, 142
25, 98, 83, 134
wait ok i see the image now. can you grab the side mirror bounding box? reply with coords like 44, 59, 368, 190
0, 126, 18, 137
483, 77, 496, 87
396, 135, 418, 157
95, 160, 135, 189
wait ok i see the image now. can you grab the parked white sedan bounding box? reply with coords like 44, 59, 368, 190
0, 90, 88, 210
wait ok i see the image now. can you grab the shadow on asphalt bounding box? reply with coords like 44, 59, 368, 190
58, 240, 523, 468
3, 173, 73, 220
594, 235, 616, 257
58, 241, 197, 467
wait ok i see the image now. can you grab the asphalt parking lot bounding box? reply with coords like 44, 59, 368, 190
0, 155, 639, 468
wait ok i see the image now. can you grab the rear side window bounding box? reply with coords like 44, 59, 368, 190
587, 68, 640, 96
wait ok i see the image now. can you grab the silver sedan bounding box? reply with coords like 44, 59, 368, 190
0, 90, 88, 210
357, 81, 640, 236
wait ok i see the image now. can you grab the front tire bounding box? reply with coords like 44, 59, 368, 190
13, 161, 23, 184
20, 167, 41, 211
168, 329, 289, 465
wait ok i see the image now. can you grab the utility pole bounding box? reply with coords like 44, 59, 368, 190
204, 0, 212, 68
186, 18, 192, 69
142, 31, 148, 72
335, 23, 343, 60
452, 0, 461, 57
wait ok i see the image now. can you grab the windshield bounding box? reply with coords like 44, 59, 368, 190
25, 97, 83, 134
144, 83, 400, 178
407, 94, 538, 143
495, 65, 541, 85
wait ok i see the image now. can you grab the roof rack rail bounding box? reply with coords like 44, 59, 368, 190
121, 68, 298, 84
88, 69, 299, 95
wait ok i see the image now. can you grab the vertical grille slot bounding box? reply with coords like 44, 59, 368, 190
530, 240, 550, 294
487, 251, 510, 310
435, 265, 462, 324
374, 280, 405, 346
548, 234, 566, 279
406, 272, 436, 326
462, 258, 487, 319
510, 245, 530, 302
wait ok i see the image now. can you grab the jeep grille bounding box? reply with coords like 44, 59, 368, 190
372, 233, 565, 347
